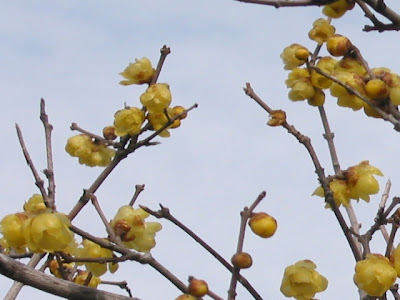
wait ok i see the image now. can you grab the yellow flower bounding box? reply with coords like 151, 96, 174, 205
0, 237, 11, 254
322, 0, 355, 18
391, 243, 400, 277
73, 270, 101, 288
113, 107, 145, 136
310, 56, 337, 89
354, 254, 396, 297
334, 57, 366, 75
147, 111, 171, 137
280, 259, 328, 300
280, 44, 309, 70
308, 18, 335, 44
74, 239, 117, 277
307, 88, 325, 106
23, 194, 47, 213
140, 83, 172, 113
23, 212, 76, 253
110, 205, 162, 252
330, 72, 366, 110
313, 161, 382, 207
346, 161, 383, 202
66, 135, 115, 167
0, 213, 29, 249
65, 134, 92, 159
49, 259, 75, 279
370, 68, 400, 105
119, 57, 155, 85
285, 68, 315, 101
326, 34, 352, 57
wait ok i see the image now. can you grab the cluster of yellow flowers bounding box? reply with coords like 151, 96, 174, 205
65, 56, 187, 167
115, 57, 187, 138
313, 161, 383, 207
0, 194, 76, 254
74, 239, 118, 276
281, 18, 400, 118
110, 205, 162, 252
65, 134, 115, 167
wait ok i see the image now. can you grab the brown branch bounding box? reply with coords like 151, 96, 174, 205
70, 123, 118, 147
89, 194, 120, 243
228, 191, 266, 300
69, 225, 189, 294
68, 103, 197, 220
236, 0, 335, 8
100, 280, 132, 298
317, 105, 362, 254
68, 152, 126, 220
312, 66, 400, 130
129, 184, 145, 206
150, 45, 171, 85
4, 253, 45, 300
40, 99, 56, 210
140, 204, 263, 300
15, 124, 50, 206
243, 83, 363, 261
362, 0, 400, 26
0, 253, 138, 300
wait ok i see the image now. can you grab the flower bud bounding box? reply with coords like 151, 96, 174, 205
267, 110, 286, 127
175, 295, 196, 300
188, 277, 208, 297
231, 252, 253, 269
248, 212, 277, 238
365, 79, 390, 101
326, 34, 352, 57
102, 125, 117, 140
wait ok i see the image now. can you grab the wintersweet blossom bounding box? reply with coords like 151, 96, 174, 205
354, 254, 397, 297
280, 259, 328, 300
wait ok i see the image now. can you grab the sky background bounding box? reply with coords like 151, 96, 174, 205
1, 1, 400, 299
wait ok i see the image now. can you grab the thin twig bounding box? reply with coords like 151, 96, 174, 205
70, 123, 118, 147
100, 280, 133, 298
140, 204, 263, 300
317, 106, 363, 255
312, 66, 400, 130
129, 184, 145, 206
68, 103, 198, 220
15, 124, 50, 205
150, 45, 171, 85
236, 0, 336, 8
228, 191, 266, 300
243, 83, 363, 261
40, 99, 56, 210
69, 225, 189, 294
90, 194, 120, 243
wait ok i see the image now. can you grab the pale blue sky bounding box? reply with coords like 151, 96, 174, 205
1, 1, 400, 299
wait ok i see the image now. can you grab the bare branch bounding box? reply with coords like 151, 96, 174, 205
140, 204, 263, 300
15, 124, 50, 206
228, 191, 266, 300
0, 253, 139, 300
236, 0, 335, 8
40, 99, 56, 209
150, 45, 171, 85
243, 83, 363, 261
